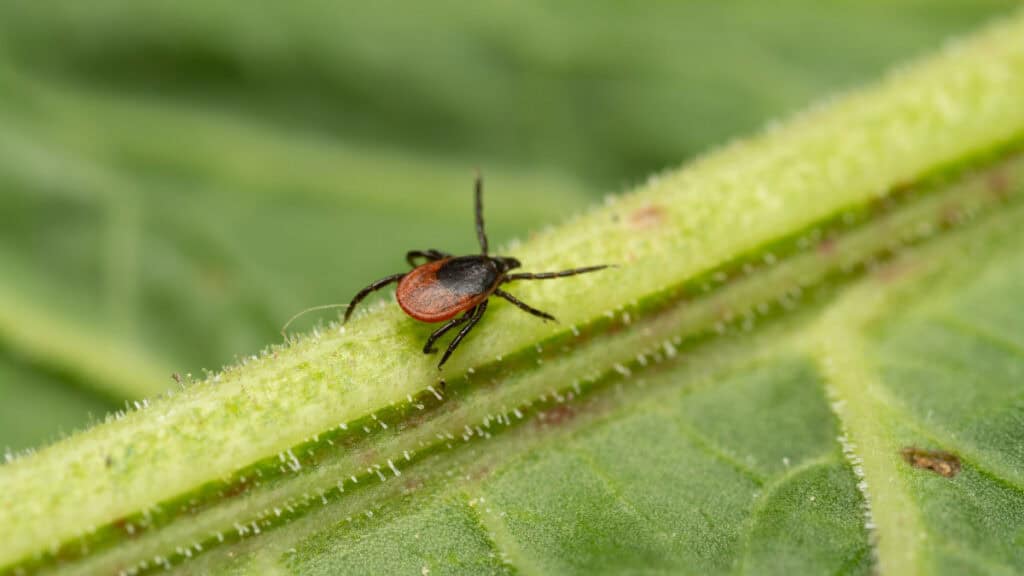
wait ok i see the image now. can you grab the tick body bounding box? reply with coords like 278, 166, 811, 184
343, 175, 609, 369
397, 256, 505, 323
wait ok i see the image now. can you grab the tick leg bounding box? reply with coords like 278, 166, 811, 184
406, 250, 452, 267
504, 265, 610, 282
343, 273, 405, 323
422, 310, 473, 353
475, 172, 488, 255
494, 289, 556, 322
438, 300, 488, 369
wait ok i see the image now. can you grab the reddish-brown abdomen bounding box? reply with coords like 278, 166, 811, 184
396, 259, 490, 322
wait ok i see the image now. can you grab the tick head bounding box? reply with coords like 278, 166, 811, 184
494, 256, 521, 273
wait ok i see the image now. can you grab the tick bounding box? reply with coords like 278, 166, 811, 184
344, 174, 609, 368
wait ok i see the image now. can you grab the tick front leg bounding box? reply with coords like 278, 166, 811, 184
504, 265, 610, 282
406, 250, 452, 267
344, 273, 405, 323
438, 300, 488, 369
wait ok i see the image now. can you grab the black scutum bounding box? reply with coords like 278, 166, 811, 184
436, 256, 499, 296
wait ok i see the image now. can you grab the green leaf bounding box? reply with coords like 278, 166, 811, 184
3, 5, 1024, 576
0, 0, 1015, 186
0, 353, 115, 454
283, 357, 869, 576
812, 225, 1024, 574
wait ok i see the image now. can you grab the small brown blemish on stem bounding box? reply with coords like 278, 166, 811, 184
940, 203, 964, 228
987, 167, 1011, 201
536, 404, 576, 427
816, 236, 836, 256
629, 204, 666, 229
901, 446, 961, 478
221, 477, 252, 499
873, 257, 916, 284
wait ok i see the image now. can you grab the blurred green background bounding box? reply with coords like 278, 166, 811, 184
0, 1, 1017, 454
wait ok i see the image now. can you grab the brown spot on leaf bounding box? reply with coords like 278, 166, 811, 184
468, 464, 494, 482
987, 167, 1011, 201
890, 180, 914, 194
358, 448, 380, 466
221, 477, 252, 500
403, 477, 425, 492
940, 203, 964, 229
111, 517, 141, 539
901, 447, 961, 478
629, 204, 666, 229
873, 257, 916, 284
537, 404, 576, 427
816, 236, 836, 256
